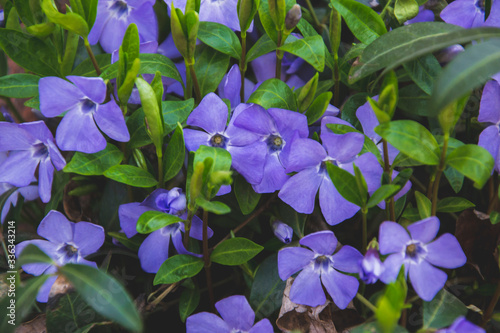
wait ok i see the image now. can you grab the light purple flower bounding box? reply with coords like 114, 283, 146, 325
88, 0, 158, 53
186, 295, 273, 333
251, 52, 306, 89
359, 248, 384, 284
233, 104, 309, 193
218, 64, 256, 108
405, 6, 434, 25
16, 210, 105, 302
39, 76, 130, 153
278, 230, 363, 308
118, 188, 212, 273
0, 121, 66, 203
272, 220, 294, 244
478, 73, 500, 172
437, 316, 485, 333
379, 217, 467, 301
279, 117, 383, 225
183, 93, 267, 185
440, 0, 500, 29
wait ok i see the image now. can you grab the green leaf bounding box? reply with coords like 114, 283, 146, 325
444, 166, 465, 193
397, 84, 430, 116
394, 0, 419, 24
104, 165, 158, 188
258, 0, 296, 42
154, 255, 204, 285
108, 231, 141, 251
163, 123, 186, 182
64, 143, 123, 175
59, 264, 142, 332
250, 254, 286, 319
26, 22, 56, 37
195, 197, 231, 214
41, 0, 89, 36
279, 201, 306, 238
446, 144, 494, 189
349, 24, 500, 83
246, 34, 277, 63
234, 175, 261, 215
80, 0, 98, 28
0, 73, 40, 98
0, 29, 60, 76
326, 163, 365, 207
121, 23, 140, 71
430, 38, 500, 115
415, 191, 431, 219
422, 289, 467, 329
367, 184, 401, 208
179, 282, 200, 322
198, 21, 241, 59
136, 77, 164, 153
248, 78, 297, 110
136, 211, 183, 234
330, 0, 387, 45
211, 238, 263, 266
375, 120, 440, 165
12, 0, 36, 26
305, 91, 333, 125
101, 53, 183, 85
70, 53, 112, 77
278, 35, 325, 71
436, 197, 475, 213
376, 271, 407, 333
17, 243, 54, 267
193, 145, 232, 198
194, 47, 230, 96
403, 54, 441, 95
490, 211, 500, 225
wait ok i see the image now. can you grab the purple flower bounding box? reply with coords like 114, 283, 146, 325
279, 117, 383, 225
39, 76, 130, 153
272, 220, 294, 244
440, 0, 500, 29
119, 188, 212, 273
233, 104, 309, 193
183, 93, 267, 185
478, 73, 500, 172
379, 217, 467, 301
278, 230, 363, 308
88, 0, 158, 53
251, 52, 306, 89
359, 248, 384, 284
0, 121, 66, 203
218, 64, 256, 108
16, 210, 105, 302
405, 6, 434, 25
437, 316, 485, 333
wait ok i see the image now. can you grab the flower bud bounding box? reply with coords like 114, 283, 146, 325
272, 221, 293, 244
238, 0, 260, 33
268, 0, 286, 30
285, 4, 301, 32
359, 248, 384, 284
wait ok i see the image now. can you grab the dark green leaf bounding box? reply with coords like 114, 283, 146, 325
41, 0, 89, 36
278, 35, 325, 71
194, 47, 230, 96
104, 165, 158, 188
59, 264, 142, 332
70, 53, 112, 77
246, 34, 277, 63
162, 99, 195, 132
99, 181, 128, 230
0, 74, 40, 98
422, 289, 467, 329
179, 282, 200, 322
154, 255, 204, 285
444, 166, 464, 193
234, 175, 261, 215
196, 197, 231, 214
64, 143, 123, 175
436, 197, 475, 213
326, 163, 365, 207
136, 211, 183, 234
258, 0, 296, 42
198, 21, 241, 59
164, 123, 186, 182
446, 144, 494, 189
80, 0, 98, 28
13, 0, 35, 26
415, 191, 431, 219
403, 54, 441, 95
397, 84, 430, 116
17, 243, 54, 267
107, 231, 141, 251
211, 237, 263, 266
305, 91, 332, 125
367, 184, 401, 208
248, 78, 297, 110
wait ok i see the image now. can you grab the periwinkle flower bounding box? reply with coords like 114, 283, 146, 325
478, 73, 500, 171
88, 0, 158, 53
0, 121, 66, 203
39, 76, 130, 154
379, 217, 467, 301
183, 93, 267, 185
186, 295, 273, 332
405, 6, 434, 25
118, 188, 212, 273
218, 64, 255, 109
437, 316, 485, 333
0, 182, 38, 224
251, 52, 306, 89
440, 0, 500, 29
278, 230, 363, 308
16, 210, 105, 302
233, 104, 309, 193
272, 220, 293, 244
359, 248, 384, 284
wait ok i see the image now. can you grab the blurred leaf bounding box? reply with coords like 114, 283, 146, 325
211, 238, 263, 266
394, 0, 419, 24
64, 143, 123, 176
0, 74, 40, 98
154, 255, 204, 285
397, 84, 430, 116
279, 201, 306, 238
17, 243, 53, 267
136, 211, 183, 234
376, 271, 407, 333
41, 0, 89, 36
403, 54, 441, 95
104, 165, 158, 188
422, 289, 467, 329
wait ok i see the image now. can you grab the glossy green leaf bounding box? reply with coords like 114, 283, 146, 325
71, 53, 112, 77
436, 197, 475, 213
349, 24, 500, 83
234, 175, 261, 215
403, 54, 441, 95
430, 38, 500, 115
17, 243, 54, 267
196, 197, 231, 214
41, 0, 89, 36
121, 23, 140, 72
444, 166, 464, 193
278, 35, 325, 71
154, 255, 204, 285
179, 282, 200, 322
375, 120, 440, 165
305, 91, 333, 125
327, 163, 365, 207
198, 21, 241, 59
193, 146, 232, 198
163, 99, 195, 132
367, 184, 401, 208
446, 144, 494, 189
80, 0, 98, 28
0, 74, 40, 98
246, 34, 277, 63
136, 211, 183, 234
194, 47, 230, 96
211, 238, 263, 266
136, 77, 164, 153
64, 143, 123, 175
415, 191, 431, 219
378, 70, 399, 119
26, 22, 56, 37
59, 264, 142, 332
104, 165, 158, 188
258, 0, 296, 42
394, 0, 419, 24
163, 123, 186, 182
422, 289, 467, 329
248, 78, 297, 110
330, 0, 387, 45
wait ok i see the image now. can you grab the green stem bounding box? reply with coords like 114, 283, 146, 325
188, 62, 202, 103
333, 53, 340, 107
276, 30, 283, 79
202, 210, 215, 312
383, 139, 395, 221
356, 293, 377, 313
184, 59, 193, 100
157, 151, 164, 189
61, 31, 79, 76
304, 0, 322, 32
431, 135, 448, 216
380, 0, 394, 20
83, 38, 101, 76
183, 210, 194, 249
361, 207, 368, 253
239, 33, 247, 103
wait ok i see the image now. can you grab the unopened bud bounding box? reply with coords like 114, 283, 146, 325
272, 221, 293, 244
285, 4, 302, 31
238, 0, 260, 33
269, 0, 286, 30
359, 248, 384, 284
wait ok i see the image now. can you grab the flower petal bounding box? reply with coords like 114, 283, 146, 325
187, 93, 228, 134
289, 266, 326, 307
38, 210, 74, 244
218, 64, 241, 108
46, 139, 66, 171
425, 233, 466, 269
16, 240, 58, 275
379, 221, 410, 255
186, 312, 230, 333
321, 268, 359, 309
299, 230, 337, 255
409, 260, 447, 301
0, 122, 35, 151
478, 125, 500, 172
93, 101, 130, 142
39, 77, 84, 117
138, 230, 171, 273
56, 109, 106, 153
279, 168, 322, 214
249, 319, 273, 333
67, 76, 106, 104
216, 295, 255, 332
284, 138, 326, 173
119, 202, 150, 238
36, 275, 58, 303
228, 142, 267, 185
319, 176, 360, 225
233, 104, 277, 136
0, 150, 39, 187
277, 247, 314, 280
188, 215, 213, 240
38, 159, 54, 203
252, 152, 288, 193
73, 222, 105, 256
268, 108, 309, 140
478, 80, 500, 124
184, 129, 211, 152
331, 245, 364, 273
379, 252, 405, 284
407, 217, 440, 243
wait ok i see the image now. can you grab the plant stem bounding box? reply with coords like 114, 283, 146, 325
83, 38, 101, 76
356, 293, 377, 313
333, 53, 340, 107
184, 59, 193, 100
431, 135, 448, 216
361, 208, 368, 252
239, 32, 247, 103
2, 97, 23, 122
383, 139, 395, 221
157, 152, 164, 189
183, 210, 194, 249
147, 282, 179, 309
202, 210, 215, 311
188, 62, 202, 103
482, 279, 500, 327
488, 175, 498, 214
304, 0, 322, 32
276, 30, 283, 79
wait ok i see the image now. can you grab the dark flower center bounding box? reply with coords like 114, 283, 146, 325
63, 244, 78, 259
110, 0, 129, 18
266, 134, 284, 153
81, 98, 97, 114
210, 134, 227, 148
32, 142, 49, 158
405, 242, 426, 262
475, 0, 485, 11
313, 255, 331, 271
155, 194, 171, 213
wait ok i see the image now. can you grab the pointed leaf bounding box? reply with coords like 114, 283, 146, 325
446, 144, 494, 189
154, 255, 204, 285
64, 143, 123, 175
198, 21, 241, 59
211, 238, 263, 266
278, 35, 325, 71
136, 211, 183, 234
104, 165, 158, 188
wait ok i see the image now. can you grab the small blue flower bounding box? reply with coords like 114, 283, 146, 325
272, 220, 294, 244
359, 248, 384, 284
437, 316, 485, 333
